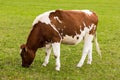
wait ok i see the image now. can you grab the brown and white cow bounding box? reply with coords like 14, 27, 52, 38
20, 10, 101, 71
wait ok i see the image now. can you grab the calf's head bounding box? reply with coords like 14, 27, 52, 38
20, 44, 35, 68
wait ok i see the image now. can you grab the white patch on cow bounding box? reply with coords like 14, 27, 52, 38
61, 33, 63, 35
62, 30, 86, 45
81, 10, 93, 16
89, 24, 96, 31
71, 10, 92, 16
32, 10, 55, 25
54, 16, 62, 23
51, 24, 59, 32
61, 23, 96, 45
82, 23, 96, 32
83, 22, 86, 27
32, 10, 58, 33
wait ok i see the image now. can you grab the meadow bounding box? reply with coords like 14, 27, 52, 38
0, 0, 120, 80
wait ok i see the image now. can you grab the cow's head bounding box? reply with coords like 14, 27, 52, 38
20, 44, 35, 68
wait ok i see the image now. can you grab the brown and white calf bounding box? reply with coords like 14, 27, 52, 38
20, 10, 101, 71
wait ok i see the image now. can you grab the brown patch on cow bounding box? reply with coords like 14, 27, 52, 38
49, 10, 98, 38
49, 10, 82, 38
27, 21, 61, 50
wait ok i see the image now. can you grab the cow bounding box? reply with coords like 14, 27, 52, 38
20, 9, 101, 71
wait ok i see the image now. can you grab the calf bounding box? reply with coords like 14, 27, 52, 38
20, 10, 101, 71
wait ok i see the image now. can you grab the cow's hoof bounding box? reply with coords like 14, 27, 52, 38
76, 63, 83, 68
55, 67, 60, 71
42, 63, 47, 67
87, 61, 92, 65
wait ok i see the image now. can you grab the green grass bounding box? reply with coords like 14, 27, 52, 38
0, 0, 120, 80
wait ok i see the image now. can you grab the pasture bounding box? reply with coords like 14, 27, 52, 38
0, 0, 120, 80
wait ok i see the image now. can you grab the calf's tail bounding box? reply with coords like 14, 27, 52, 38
94, 33, 102, 58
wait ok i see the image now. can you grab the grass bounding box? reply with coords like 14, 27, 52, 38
0, 0, 120, 80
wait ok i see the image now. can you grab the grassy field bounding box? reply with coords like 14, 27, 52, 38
0, 0, 120, 80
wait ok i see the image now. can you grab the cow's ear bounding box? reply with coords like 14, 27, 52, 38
20, 44, 28, 52
20, 44, 26, 49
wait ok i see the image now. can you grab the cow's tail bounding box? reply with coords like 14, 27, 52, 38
94, 33, 102, 58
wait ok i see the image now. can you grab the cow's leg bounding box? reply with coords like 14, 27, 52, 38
52, 42, 60, 71
87, 42, 92, 64
42, 44, 52, 66
77, 34, 94, 67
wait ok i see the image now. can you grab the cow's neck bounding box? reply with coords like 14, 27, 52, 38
26, 24, 43, 53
